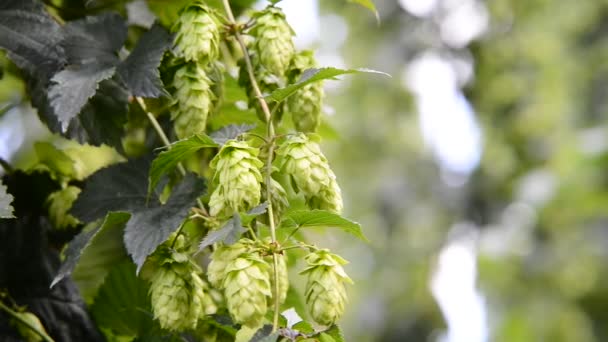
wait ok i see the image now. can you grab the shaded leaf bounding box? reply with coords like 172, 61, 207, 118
117, 23, 172, 97
267, 67, 389, 103
280, 210, 368, 242
125, 174, 206, 273
51, 212, 130, 288
0, 180, 14, 218
198, 213, 245, 251
251, 325, 277, 342
149, 133, 217, 195
90, 261, 154, 336
71, 157, 153, 223
240, 202, 268, 226
210, 123, 256, 145
347, 0, 379, 21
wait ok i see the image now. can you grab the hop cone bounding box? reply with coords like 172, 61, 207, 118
267, 253, 289, 305
300, 249, 353, 326
172, 2, 220, 63
250, 7, 295, 76
223, 252, 272, 327
288, 51, 324, 132
149, 262, 207, 331
46, 186, 81, 229
276, 133, 343, 213
171, 62, 216, 139
208, 140, 264, 218
191, 271, 219, 316
207, 239, 254, 288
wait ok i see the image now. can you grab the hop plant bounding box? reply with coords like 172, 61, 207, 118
250, 7, 295, 77
208, 140, 264, 218
46, 186, 81, 229
223, 252, 272, 327
149, 261, 209, 331
300, 249, 353, 326
207, 239, 254, 288
171, 62, 216, 139
276, 133, 343, 213
267, 253, 289, 305
172, 2, 220, 63
10, 311, 47, 342
288, 51, 324, 132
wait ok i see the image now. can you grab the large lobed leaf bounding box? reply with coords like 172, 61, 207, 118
117, 23, 172, 98
280, 210, 368, 242
266, 67, 389, 103
210, 123, 257, 145
148, 134, 217, 196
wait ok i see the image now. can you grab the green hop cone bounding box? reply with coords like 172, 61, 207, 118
276, 133, 343, 213
288, 51, 324, 133
208, 140, 264, 218
300, 249, 353, 326
191, 271, 218, 317
149, 262, 205, 331
172, 2, 220, 63
223, 252, 272, 327
46, 186, 81, 230
171, 62, 216, 139
207, 239, 254, 288
250, 6, 295, 76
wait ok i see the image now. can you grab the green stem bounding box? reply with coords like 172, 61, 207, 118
220, 0, 281, 332
0, 301, 54, 342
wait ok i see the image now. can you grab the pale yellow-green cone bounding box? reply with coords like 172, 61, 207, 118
10, 311, 47, 342
223, 253, 272, 328
300, 249, 353, 326
171, 62, 216, 139
288, 51, 324, 133
207, 239, 254, 288
250, 7, 295, 77
172, 2, 220, 63
208, 140, 264, 218
191, 271, 219, 317
276, 133, 343, 213
46, 186, 81, 230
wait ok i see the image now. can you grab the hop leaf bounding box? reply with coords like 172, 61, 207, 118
171, 62, 216, 139
250, 6, 295, 77
223, 252, 272, 327
10, 311, 47, 342
208, 140, 264, 218
276, 133, 343, 213
288, 51, 324, 133
46, 186, 81, 230
300, 249, 353, 326
172, 2, 221, 64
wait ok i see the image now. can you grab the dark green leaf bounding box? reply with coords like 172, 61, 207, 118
210, 123, 257, 145
198, 214, 246, 251
280, 210, 368, 242
71, 157, 153, 223
347, 0, 379, 21
72, 213, 131, 301
78, 79, 129, 149
240, 202, 268, 225
51, 212, 130, 288
267, 67, 389, 103
90, 261, 154, 336
48, 63, 116, 132
0, 180, 14, 218
125, 174, 206, 273
117, 23, 172, 97
148, 134, 217, 195
251, 325, 277, 342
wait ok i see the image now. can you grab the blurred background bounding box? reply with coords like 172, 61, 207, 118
3, 0, 608, 341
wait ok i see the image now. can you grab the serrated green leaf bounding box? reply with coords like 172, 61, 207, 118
149, 134, 217, 195
90, 261, 154, 337
267, 67, 389, 103
33, 142, 76, 179
124, 174, 206, 273
51, 212, 130, 289
240, 202, 268, 226
280, 210, 368, 242
198, 213, 246, 251
0, 180, 14, 218
347, 0, 379, 21
72, 213, 131, 302
117, 23, 172, 98
210, 123, 257, 145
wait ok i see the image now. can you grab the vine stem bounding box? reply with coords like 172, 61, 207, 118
0, 301, 54, 342
136, 97, 207, 213
220, 0, 281, 332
